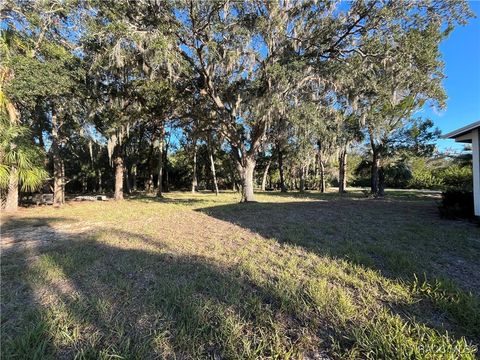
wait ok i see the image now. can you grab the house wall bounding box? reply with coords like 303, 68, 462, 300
472, 128, 480, 216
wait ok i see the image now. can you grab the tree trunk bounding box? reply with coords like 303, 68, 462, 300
278, 148, 287, 192
237, 157, 256, 202
97, 169, 102, 193
191, 139, 198, 193
60, 152, 65, 202
125, 170, 131, 194
82, 175, 87, 193
131, 164, 137, 191
114, 152, 124, 201
319, 156, 325, 193
299, 166, 306, 193
317, 141, 325, 193
52, 110, 64, 206
261, 158, 272, 191
305, 162, 310, 190
34, 103, 45, 148
146, 174, 153, 193
165, 165, 169, 192
146, 144, 154, 192
208, 141, 219, 195
157, 154, 163, 197
4, 166, 19, 211
378, 166, 386, 197
4, 100, 20, 211
231, 172, 237, 192
157, 126, 165, 197
164, 139, 169, 193
157, 140, 164, 198
371, 149, 380, 195
338, 146, 348, 193
53, 155, 64, 205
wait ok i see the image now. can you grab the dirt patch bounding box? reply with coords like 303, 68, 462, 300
1, 222, 94, 253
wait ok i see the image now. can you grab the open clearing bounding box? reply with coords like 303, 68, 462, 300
1, 190, 480, 359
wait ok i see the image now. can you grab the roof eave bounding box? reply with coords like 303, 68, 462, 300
442, 121, 480, 139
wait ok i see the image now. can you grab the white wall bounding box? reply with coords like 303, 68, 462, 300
472, 129, 480, 216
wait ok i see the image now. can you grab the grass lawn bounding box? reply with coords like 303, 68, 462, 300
1, 189, 479, 359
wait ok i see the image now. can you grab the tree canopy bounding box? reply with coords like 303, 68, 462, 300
0, 0, 473, 210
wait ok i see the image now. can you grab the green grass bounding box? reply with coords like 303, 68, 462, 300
1, 189, 479, 359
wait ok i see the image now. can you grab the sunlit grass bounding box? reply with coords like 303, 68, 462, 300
1, 190, 479, 358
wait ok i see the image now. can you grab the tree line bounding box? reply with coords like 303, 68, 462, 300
0, 0, 473, 211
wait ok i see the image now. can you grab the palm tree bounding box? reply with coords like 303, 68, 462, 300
0, 118, 48, 211
0, 36, 47, 211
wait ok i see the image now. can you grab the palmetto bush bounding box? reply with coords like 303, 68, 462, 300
0, 117, 48, 206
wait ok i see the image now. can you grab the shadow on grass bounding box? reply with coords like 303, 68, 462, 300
0, 216, 68, 232
2, 211, 479, 358
197, 198, 480, 343
258, 190, 362, 201
258, 189, 441, 202
126, 194, 205, 205
1, 217, 329, 359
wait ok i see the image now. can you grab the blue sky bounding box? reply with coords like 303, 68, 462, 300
428, 1, 480, 151
1, 3, 478, 153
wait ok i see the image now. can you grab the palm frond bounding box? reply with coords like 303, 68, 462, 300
0, 164, 10, 189
0, 116, 48, 192
17, 167, 48, 192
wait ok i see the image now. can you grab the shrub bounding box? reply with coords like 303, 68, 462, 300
438, 190, 474, 219
351, 157, 473, 192
407, 158, 442, 189
436, 165, 473, 192
384, 160, 412, 188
